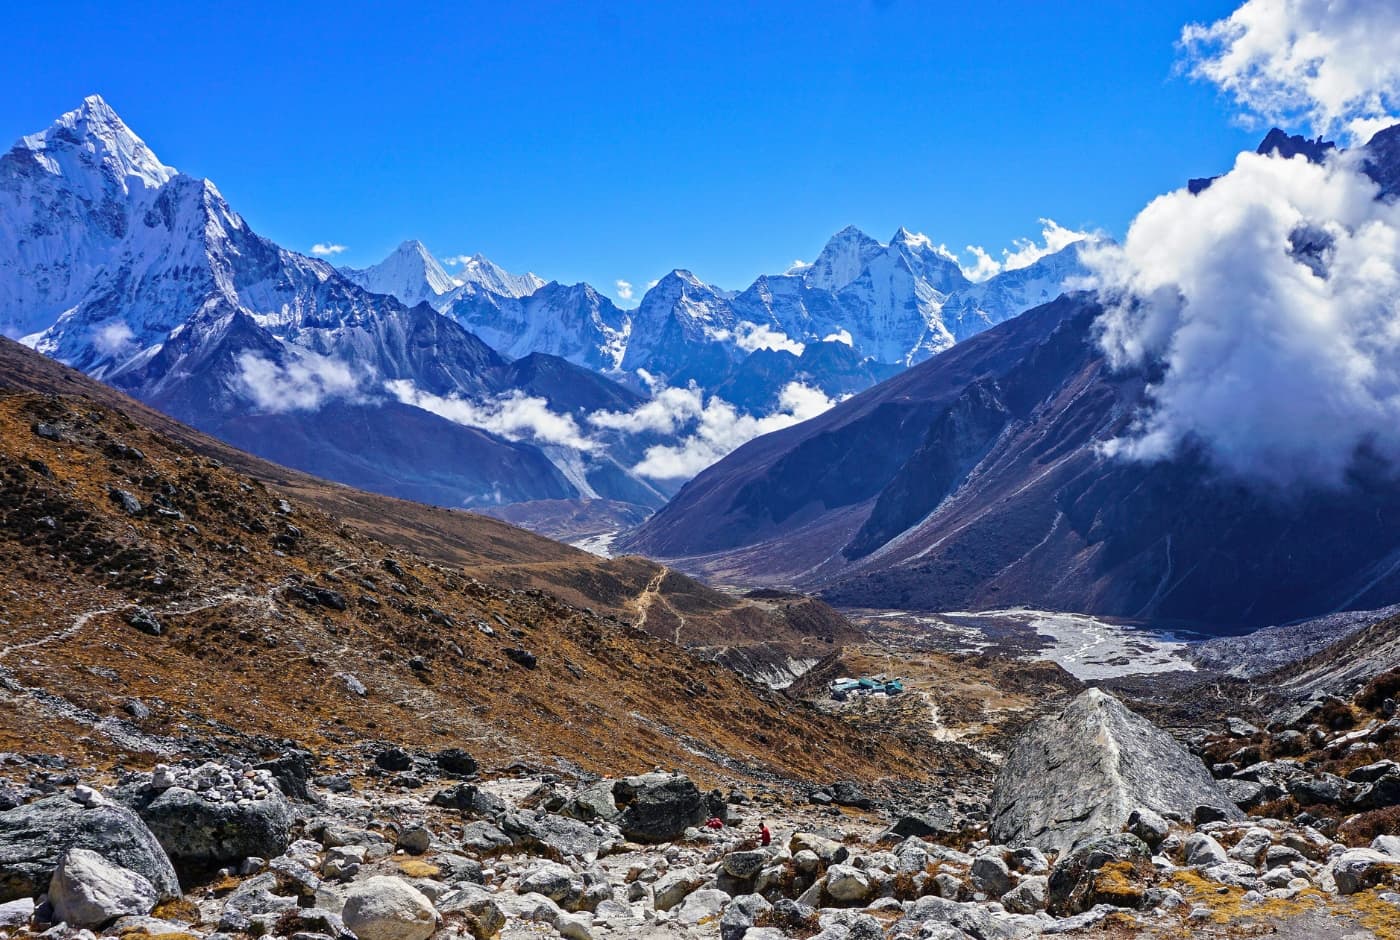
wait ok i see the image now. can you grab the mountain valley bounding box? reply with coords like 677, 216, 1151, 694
11, 6, 1400, 933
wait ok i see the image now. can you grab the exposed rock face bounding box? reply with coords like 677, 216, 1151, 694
0, 795, 179, 902
988, 689, 1242, 854
48, 848, 159, 928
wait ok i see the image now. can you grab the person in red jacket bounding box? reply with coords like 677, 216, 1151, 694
760, 820, 772, 847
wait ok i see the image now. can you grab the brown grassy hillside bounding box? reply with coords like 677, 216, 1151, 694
0, 383, 930, 790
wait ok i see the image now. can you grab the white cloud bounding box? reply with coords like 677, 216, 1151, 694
1180, 0, 1400, 142
958, 246, 1003, 282
441, 255, 474, 267
92, 321, 136, 357
386, 380, 596, 451
1002, 220, 1089, 270
234, 351, 362, 413
381, 370, 843, 482
310, 243, 348, 257
821, 328, 854, 346
1085, 146, 1400, 486
940, 220, 1092, 282
588, 384, 708, 436
785, 259, 811, 274
626, 382, 841, 480
733, 321, 806, 356
615, 279, 635, 301
645, 278, 660, 290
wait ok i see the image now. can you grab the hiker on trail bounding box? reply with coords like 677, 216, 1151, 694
705, 816, 724, 830
760, 820, 772, 847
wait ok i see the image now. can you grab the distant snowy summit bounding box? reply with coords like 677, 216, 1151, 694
346, 223, 1095, 402
343, 240, 544, 309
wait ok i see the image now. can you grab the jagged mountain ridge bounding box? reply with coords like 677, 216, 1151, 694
0, 96, 664, 509
350, 226, 1092, 407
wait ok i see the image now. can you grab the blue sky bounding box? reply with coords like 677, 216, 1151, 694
3, 1, 1259, 299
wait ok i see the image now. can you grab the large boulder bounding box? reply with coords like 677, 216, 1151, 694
48, 848, 158, 928
0, 795, 179, 902
119, 780, 294, 883
342, 876, 439, 940
1046, 833, 1151, 916
498, 812, 604, 860
615, 774, 706, 844
989, 689, 1242, 855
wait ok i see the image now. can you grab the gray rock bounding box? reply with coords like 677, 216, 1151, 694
0, 795, 179, 902
433, 748, 477, 778
517, 862, 576, 903
1010, 845, 1049, 874
0, 897, 34, 928
1228, 828, 1274, 866
125, 608, 163, 636
566, 782, 619, 822
1046, 833, 1150, 916
1218, 778, 1266, 809
429, 783, 506, 818
879, 807, 959, 842
119, 783, 293, 883
499, 812, 602, 860
720, 893, 772, 940
459, 821, 513, 854
1001, 874, 1047, 913
616, 775, 707, 844
1183, 833, 1229, 867
1287, 773, 1350, 806
824, 864, 872, 903
108, 488, 143, 516
675, 887, 728, 925
970, 853, 1013, 897
894, 895, 1019, 939
48, 849, 158, 929
653, 866, 706, 911
397, 826, 431, 855
1353, 771, 1400, 811
722, 849, 769, 880
1332, 849, 1400, 895
789, 831, 843, 864
555, 910, 593, 939
1226, 717, 1261, 737
1349, 760, 1400, 783
1126, 808, 1170, 850
341, 876, 439, 940
827, 781, 874, 810
989, 689, 1242, 855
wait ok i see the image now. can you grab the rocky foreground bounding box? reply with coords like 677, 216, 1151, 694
5, 685, 1400, 940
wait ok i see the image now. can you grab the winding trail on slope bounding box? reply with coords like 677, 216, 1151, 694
632, 566, 688, 646
0, 580, 299, 754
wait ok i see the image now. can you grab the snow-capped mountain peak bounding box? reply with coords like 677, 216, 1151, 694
343, 240, 458, 308
450, 252, 546, 300
17, 94, 176, 194
343, 243, 545, 311
804, 225, 883, 291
